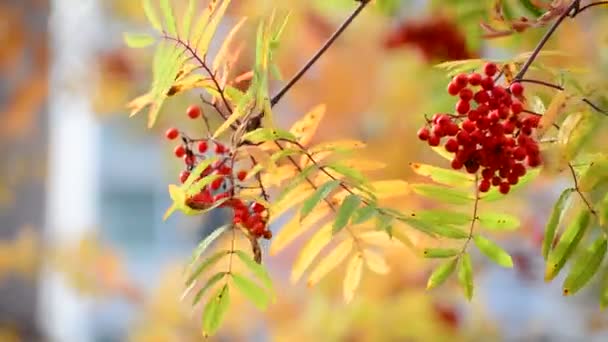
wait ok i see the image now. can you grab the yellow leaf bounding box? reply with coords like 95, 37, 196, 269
270, 206, 330, 256
307, 239, 353, 287
260, 165, 297, 187
343, 253, 363, 304
213, 17, 247, 71
538, 91, 568, 137
359, 231, 404, 248
309, 139, 367, 154
290, 223, 333, 283
369, 180, 410, 199
289, 104, 326, 146
268, 185, 314, 223
341, 159, 387, 171
363, 249, 390, 274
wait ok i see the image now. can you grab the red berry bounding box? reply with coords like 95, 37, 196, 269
456, 99, 470, 114
459, 88, 474, 101
174, 145, 186, 158
447, 82, 460, 96
510, 82, 524, 96
451, 158, 463, 170
513, 163, 526, 177
511, 101, 523, 114
263, 231, 273, 239
179, 171, 190, 183
428, 135, 440, 146
445, 138, 459, 153
528, 155, 541, 167
479, 179, 491, 192
491, 176, 501, 186
462, 120, 476, 132
468, 73, 482, 86
507, 173, 519, 185
186, 105, 202, 119
198, 141, 208, 153
474, 90, 490, 104
446, 123, 459, 136
480, 76, 494, 90
215, 143, 227, 154
417, 127, 431, 141
513, 147, 527, 161
499, 182, 510, 194
252, 202, 265, 213
183, 154, 195, 166
237, 170, 247, 181
454, 73, 469, 88
432, 124, 445, 137
165, 128, 179, 140
211, 177, 224, 190
483, 62, 498, 77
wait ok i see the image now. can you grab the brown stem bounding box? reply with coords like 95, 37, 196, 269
270, 0, 371, 107
568, 163, 597, 216
577, 1, 608, 14
514, 0, 581, 80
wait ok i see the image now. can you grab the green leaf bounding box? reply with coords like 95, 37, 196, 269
458, 254, 474, 300
426, 258, 457, 289
477, 212, 521, 231
473, 235, 513, 268
375, 214, 393, 236
188, 225, 230, 268
402, 218, 468, 239
231, 273, 270, 309
601, 273, 608, 310
241, 128, 297, 144
186, 251, 229, 286
123, 32, 156, 48
213, 88, 255, 138
197, 0, 232, 54
579, 156, 608, 192
142, 0, 162, 32
275, 165, 317, 203
520, 0, 543, 17
233, 250, 273, 292
411, 184, 473, 205
423, 248, 460, 258
192, 272, 226, 306
202, 284, 230, 337
543, 188, 574, 259
558, 111, 597, 163
300, 180, 341, 221
327, 163, 368, 187
182, 0, 196, 40
410, 163, 474, 187
563, 237, 607, 296
545, 210, 590, 281
159, 0, 177, 36
481, 168, 540, 201
270, 148, 303, 163
414, 210, 471, 226
352, 204, 377, 225
600, 193, 608, 227
333, 194, 361, 234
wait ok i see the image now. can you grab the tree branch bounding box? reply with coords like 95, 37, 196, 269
514, 0, 581, 80
269, 0, 371, 107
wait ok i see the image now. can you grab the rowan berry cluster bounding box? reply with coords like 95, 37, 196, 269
417, 63, 541, 194
164, 105, 272, 240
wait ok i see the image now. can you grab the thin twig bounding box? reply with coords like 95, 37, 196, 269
576, 1, 608, 14
460, 174, 480, 256
568, 162, 597, 216
514, 0, 581, 80
517, 79, 608, 116
162, 34, 234, 114
270, 0, 371, 107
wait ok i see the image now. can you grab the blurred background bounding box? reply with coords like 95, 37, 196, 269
1, 0, 608, 341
